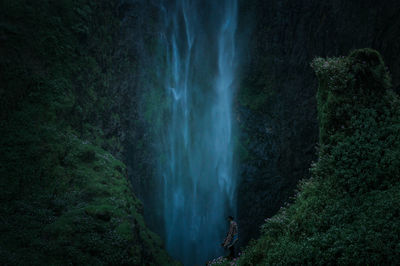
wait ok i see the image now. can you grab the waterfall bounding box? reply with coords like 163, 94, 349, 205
156, 0, 238, 264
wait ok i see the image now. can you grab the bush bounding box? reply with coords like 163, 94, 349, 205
238, 49, 400, 265
0, 1, 176, 265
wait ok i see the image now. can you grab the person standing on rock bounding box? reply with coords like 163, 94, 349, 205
221, 216, 238, 260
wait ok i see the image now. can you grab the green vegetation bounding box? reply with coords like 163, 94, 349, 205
0, 0, 175, 265
237, 53, 277, 113
237, 49, 400, 265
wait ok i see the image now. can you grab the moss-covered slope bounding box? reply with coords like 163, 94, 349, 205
236, 1, 400, 246
238, 49, 400, 265
0, 1, 175, 265
0, 129, 174, 265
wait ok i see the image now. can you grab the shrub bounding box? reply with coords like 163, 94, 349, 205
238, 49, 400, 265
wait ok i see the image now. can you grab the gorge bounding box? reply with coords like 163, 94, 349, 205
1, 0, 400, 265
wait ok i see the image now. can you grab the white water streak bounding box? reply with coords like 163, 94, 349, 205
157, 1, 238, 264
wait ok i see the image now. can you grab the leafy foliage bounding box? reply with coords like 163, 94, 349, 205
238, 49, 400, 265
0, 1, 176, 265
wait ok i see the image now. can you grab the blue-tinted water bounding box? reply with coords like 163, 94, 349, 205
157, 1, 238, 264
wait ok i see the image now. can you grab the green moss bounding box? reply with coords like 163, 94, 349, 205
238, 49, 400, 265
234, 136, 253, 162
238, 85, 274, 111
115, 221, 134, 240
144, 85, 167, 125
0, 1, 177, 265
85, 204, 114, 221
142, 40, 169, 131
0, 126, 177, 264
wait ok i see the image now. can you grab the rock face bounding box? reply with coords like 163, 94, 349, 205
0, 1, 176, 265
118, 0, 166, 235
236, 0, 400, 246
115, 0, 400, 257
238, 48, 400, 265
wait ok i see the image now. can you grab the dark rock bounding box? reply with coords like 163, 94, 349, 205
236, 0, 400, 247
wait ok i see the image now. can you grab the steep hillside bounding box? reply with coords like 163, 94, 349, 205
237, 0, 400, 245
0, 1, 175, 264
238, 49, 400, 264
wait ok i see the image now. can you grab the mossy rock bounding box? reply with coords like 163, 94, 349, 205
84, 205, 113, 221
239, 49, 400, 265
115, 221, 133, 240
79, 149, 97, 163
348, 48, 392, 93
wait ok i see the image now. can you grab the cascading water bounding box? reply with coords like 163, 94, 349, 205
156, 0, 238, 264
